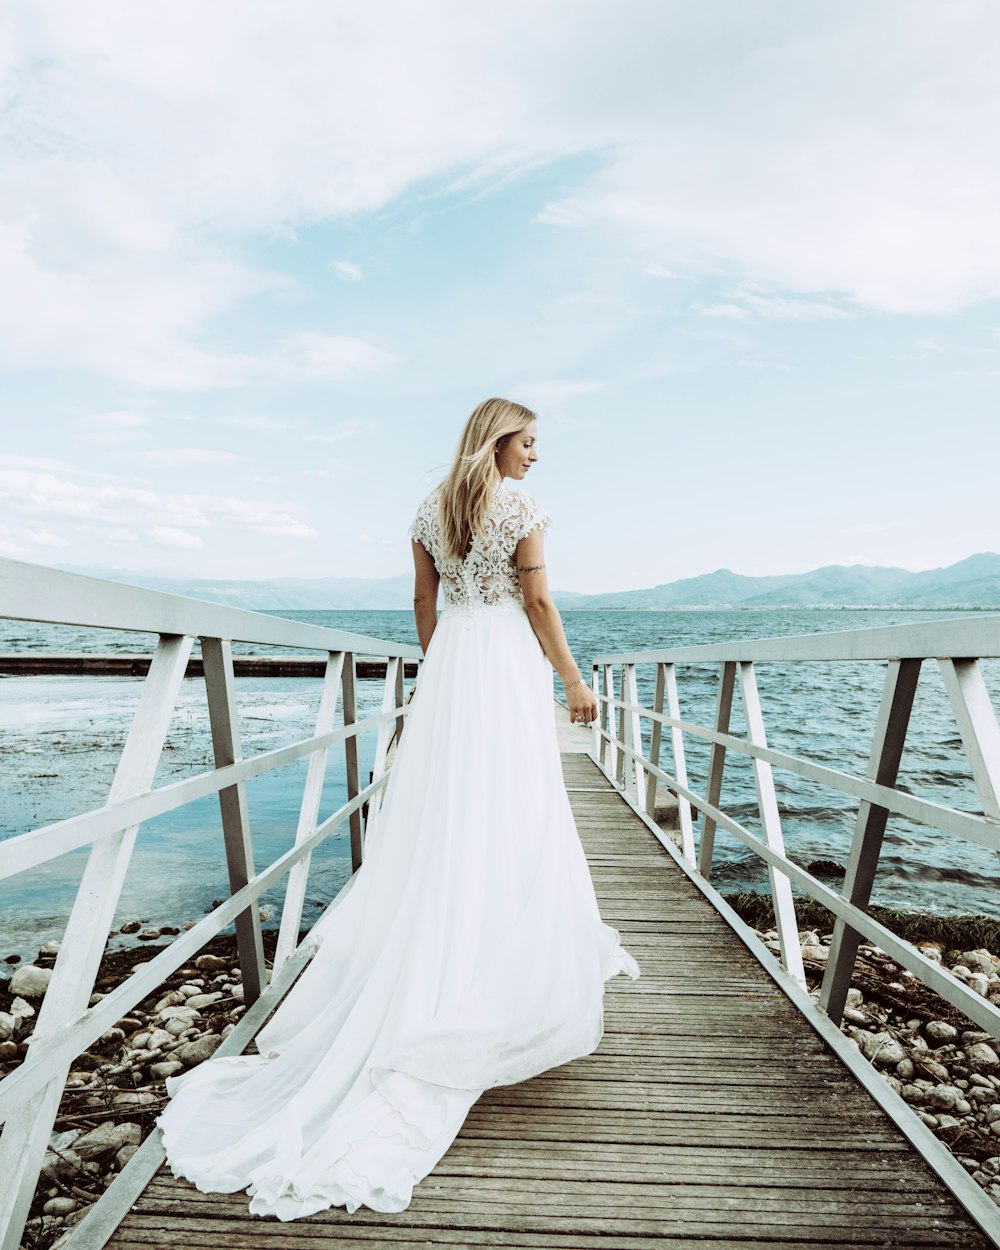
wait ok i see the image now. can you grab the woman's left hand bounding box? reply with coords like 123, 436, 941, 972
568, 685, 599, 726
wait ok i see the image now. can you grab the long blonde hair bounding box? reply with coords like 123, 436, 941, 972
439, 397, 537, 559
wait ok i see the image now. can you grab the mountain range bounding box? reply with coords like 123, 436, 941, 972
70, 553, 1000, 611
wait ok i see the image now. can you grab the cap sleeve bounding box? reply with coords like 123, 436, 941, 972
408, 494, 435, 551
514, 494, 551, 542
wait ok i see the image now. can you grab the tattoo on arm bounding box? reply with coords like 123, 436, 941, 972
517, 563, 545, 574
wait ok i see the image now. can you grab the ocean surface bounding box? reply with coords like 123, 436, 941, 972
1, 608, 998, 962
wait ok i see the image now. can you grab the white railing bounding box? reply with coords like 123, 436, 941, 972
0, 558, 422, 1249
592, 615, 1000, 1035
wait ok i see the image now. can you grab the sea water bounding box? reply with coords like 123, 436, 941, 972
1, 608, 997, 960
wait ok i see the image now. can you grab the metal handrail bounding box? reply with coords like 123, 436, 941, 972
590, 613, 1000, 1030
0, 558, 421, 1249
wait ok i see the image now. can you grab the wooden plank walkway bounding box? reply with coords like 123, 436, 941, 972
104, 750, 996, 1250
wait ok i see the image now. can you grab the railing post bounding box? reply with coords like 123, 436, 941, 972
366, 656, 402, 831
615, 664, 628, 790
646, 662, 666, 816
664, 662, 696, 864
0, 635, 192, 1250
599, 663, 616, 774
819, 658, 921, 1023
698, 661, 736, 878
202, 637, 267, 1007
341, 652, 363, 873
590, 664, 601, 760
620, 663, 643, 805
394, 654, 406, 745
939, 658, 1000, 829
273, 650, 345, 972
738, 661, 805, 988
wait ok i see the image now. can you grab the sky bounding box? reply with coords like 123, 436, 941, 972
1, 1, 999, 595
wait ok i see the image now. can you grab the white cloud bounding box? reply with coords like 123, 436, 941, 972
512, 380, 607, 411
0, 454, 76, 472
698, 290, 849, 321
333, 260, 364, 281
144, 448, 239, 465
151, 525, 203, 549
304, 419, 363, 443
271, 333, 392, 380
0, 468, 318, 539
696, 303, 750, 321
0, 0, 998, 410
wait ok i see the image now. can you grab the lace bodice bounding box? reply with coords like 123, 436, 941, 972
409, 483, 551, 610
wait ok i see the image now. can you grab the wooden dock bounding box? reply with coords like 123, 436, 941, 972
103, 750, 995, 1250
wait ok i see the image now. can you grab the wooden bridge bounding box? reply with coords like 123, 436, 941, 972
1, 559, 999, 1248
99, 744, 993, 1249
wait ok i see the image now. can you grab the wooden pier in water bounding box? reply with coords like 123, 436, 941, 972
104, 746, 994, 1250
3, 561, 1000, 1249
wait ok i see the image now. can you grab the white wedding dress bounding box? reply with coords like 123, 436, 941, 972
157, 481, 639, 1219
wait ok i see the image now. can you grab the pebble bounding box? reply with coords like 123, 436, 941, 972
43, 1197, 78, 1216
175, 1034, 223, 1066
150, 1059, 184, 1080
855, 1031, 906, 1068
9, 964, 53, 998
967, 1042, 1000, 1073
74, 1122, 141, 1161
925, 1020, 958, 1044
194, 954, 229, 972
0, 1011, 15, 1041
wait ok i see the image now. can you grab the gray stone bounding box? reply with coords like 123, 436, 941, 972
928, 1084, 967, 1112
119, 920, 140, 934
960, 949, 998, 976
0, 1011, 15, 1041
856, 1031, 906, 1068
0, 1041, 18, 1061
144, 1027, 174, 1051
184, 992, 224, 1011
901, 1083, 925, 1103
916, 1110, 939, 1128
163, 1018, 190, 1037
9, 964, 52, 998
936, 1114, 962, 1129
967, 1042, 1000, 1073
40, 1148, 84, 1180
845, 987, 864, 1008
43, 1197, 78, 1216
149, 1060, 184, 1080
920, 1058, 951, 1083
74, 1122, 141, 1161
38, 941, 61, 957
925, 1020, 958, 1044
895, 1057, 915, 1080
968, 973, 992, 997
843, 1007, 869, 1026
194, 954, 229, 972
159, 1005, 200, 1023
115, 1142, 139, 1169
176, 1034, 223, 1066
113, 1091, 159, 1107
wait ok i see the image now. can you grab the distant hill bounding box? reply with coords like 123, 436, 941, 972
72, 553, 1000, 611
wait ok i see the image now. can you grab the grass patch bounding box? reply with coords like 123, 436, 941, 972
721, 891, 1000, 954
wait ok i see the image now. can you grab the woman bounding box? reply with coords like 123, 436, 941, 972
158, 397, 638, 1220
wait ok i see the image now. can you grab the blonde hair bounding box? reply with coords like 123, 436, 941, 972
439, 397, 537, 560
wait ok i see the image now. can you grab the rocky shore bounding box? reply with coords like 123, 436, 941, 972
753, 923, 1000, 1208
2, 930, 261, 1250
2, 921, 999, 1248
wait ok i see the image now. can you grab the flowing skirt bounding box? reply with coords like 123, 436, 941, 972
157, 602, 638, 1219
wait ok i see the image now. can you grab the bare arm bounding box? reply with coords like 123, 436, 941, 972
516, 527, 598, 724
412, 539, 440, 653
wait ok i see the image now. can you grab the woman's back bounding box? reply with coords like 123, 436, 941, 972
410, 482, 549, 610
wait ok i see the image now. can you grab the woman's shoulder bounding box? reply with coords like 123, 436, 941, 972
409, 487, 442, 544
497, 484, 551, 538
